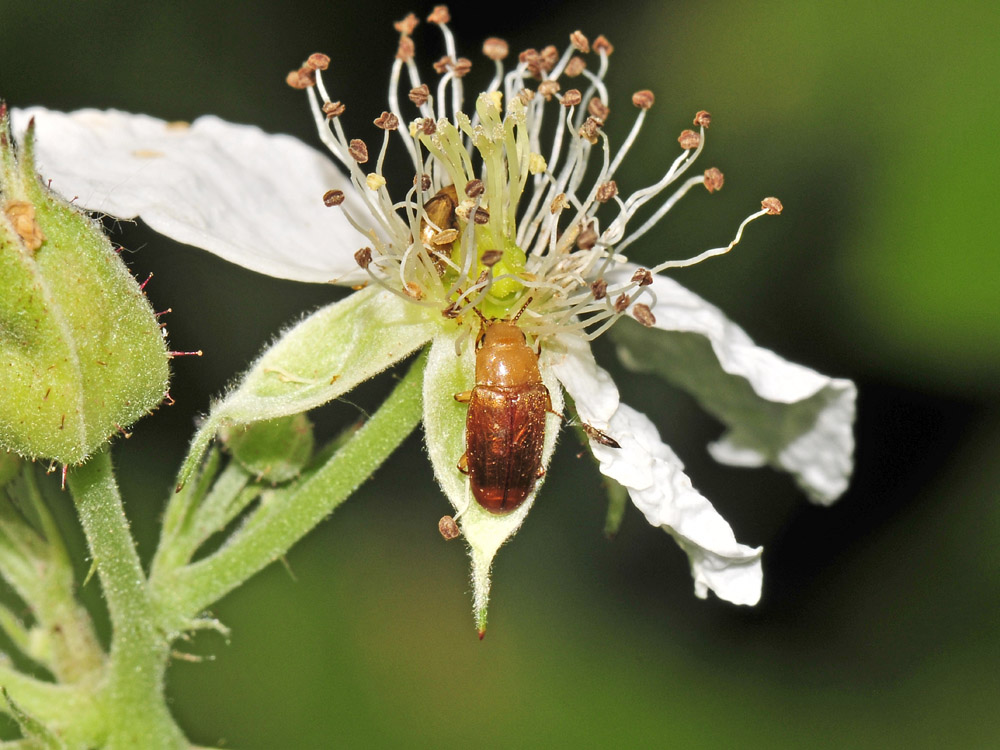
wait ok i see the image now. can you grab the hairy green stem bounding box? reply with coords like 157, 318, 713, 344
153, 352, 426, 627
68, 449, 186, 750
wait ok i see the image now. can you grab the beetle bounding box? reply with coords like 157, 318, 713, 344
454, 305, 552, 514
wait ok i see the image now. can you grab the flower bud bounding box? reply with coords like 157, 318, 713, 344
0, 106, 169, 464
220, 413, 314, 483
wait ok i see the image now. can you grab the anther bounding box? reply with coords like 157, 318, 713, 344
366, 174, 386, 190
396, 36, 415, 61
427, 5, 451, 24
323, 189, 346, 207
415, 173, 432, 191
591, 278, 608, 300
452, 58, 473, 78
404, 282, 425, 300
562, 89, 583, 107
438, 515, 461, 540
483, 37, 509, 61
538, 80, 560, 101
473, 207, 490, 225
550, 193, 568, 214
441, 301, 462, 318
593, 35, 615, 55
465, 179, 485, 198
433, 56, 453, 74
595, 181, 618, 203
761, 197, 784, 215
432, 229, 459, 245
631, 268, 653, 286
570, 30, 590, 53
306, 53, 330, 71
374, 111, 399, 130
678, 129, 700, 149
577, 222, 599, 251
540, 45, 559, 73
348, 139, 369, 163
703, 168, 724, 194
322, 101, 345, 118
394, 13, 419, 35
409, 84, 430, 106
565, 56, 587, 77
632, 90, 655, 110
519, 48, 543, 79
420, 118, 437, 135
632, 303, 656, 327
579, 116, 603, 144
693, 110, 712, 128
285, 68, 315, 90
480, 249, 503, 267
613, 293, 630, 313
355, 247, 373, 269
588, 97, 610, 121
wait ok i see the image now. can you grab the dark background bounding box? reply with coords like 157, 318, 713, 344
2, 1, 997, 747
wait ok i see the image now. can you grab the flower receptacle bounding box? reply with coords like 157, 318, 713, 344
0, 104, 170, 465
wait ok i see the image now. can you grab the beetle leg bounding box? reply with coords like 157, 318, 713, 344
454, 390, 473, 403
457, 453, 470, 475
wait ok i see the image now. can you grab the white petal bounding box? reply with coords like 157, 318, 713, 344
609, 268, 856, 505
423, 330, 563, 633
11, 107, 370, 284
550, 338, 763, 605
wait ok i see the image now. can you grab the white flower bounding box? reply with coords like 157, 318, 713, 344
10, 13, 855, 633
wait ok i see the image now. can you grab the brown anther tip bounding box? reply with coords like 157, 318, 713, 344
579, 116, 603, 144
588, 97, 609, 121
565, 56, 587, 77
452, 57, 473, 78
433, 55, 453, 74
396, 36, 415, 61
408, 84, 430, 106
420, 118, 437, 136
373, 111, 399, 130
431, 229, 459, 246
415, 173, 432, 191
762, 197, 783, 215
483, 37, 509, 61
632, 90, 655, 110
480, 249, 503, 267
562, 89, 583, 107
538, 80, 560, 101
678, 129, 701, 150
427, 5, 451, 24
590, 277, 607, 300
404, 282, 425, 300
570, 30, 590, 53
473, 207, 490, 225
348, 139, 369, 164
703, 167, 724, 194
578, 222, 599, 251
354, 247, 373, 269
285, 68, 315, 90
441, 302, 461, 319
394, 13, 419, 35
595, 181, 618, 203
323, 189, 345, 207
465, 179, 485, 198
550, 193, 568, 214
632, 303, 656, 327
540, 46, 559, 72
438, 515, 461, 540
306, 53, 330, 71
614, 293, 631, 313
322, 100, 345, 118
631, 267, 653, 287
593, 35, 614, 55
693, 110, 712, 128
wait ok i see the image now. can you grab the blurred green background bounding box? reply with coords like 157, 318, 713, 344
2, 0, 998, 747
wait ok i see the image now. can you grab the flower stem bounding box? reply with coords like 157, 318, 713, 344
68, 449, 187, 750
154, 351, 426, 625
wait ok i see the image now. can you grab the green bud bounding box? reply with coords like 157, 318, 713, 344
221, 413, 314, 483
0, 104, 169, 464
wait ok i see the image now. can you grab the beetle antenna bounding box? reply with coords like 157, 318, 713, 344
510, 296, 534, 324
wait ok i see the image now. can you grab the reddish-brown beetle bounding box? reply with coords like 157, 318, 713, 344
455, 306, 552, 514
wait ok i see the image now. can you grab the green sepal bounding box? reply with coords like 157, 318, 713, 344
0, 106, 169, 465
221, 413, 314, 483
